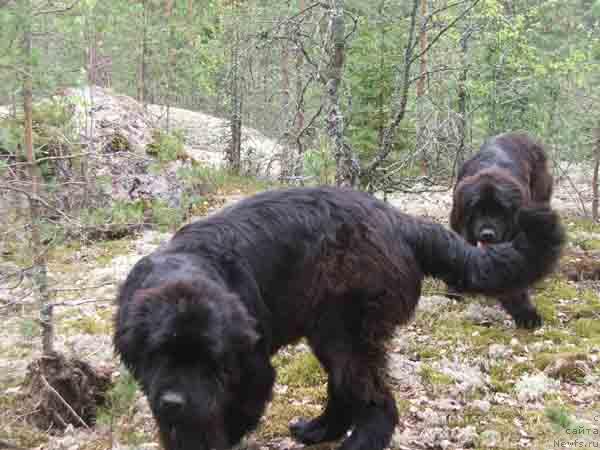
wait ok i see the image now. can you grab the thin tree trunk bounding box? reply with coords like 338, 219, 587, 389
416, 0, 428, 176
165, 0, 175, 131
416, 0, 427, 98
377, 0, 387, 146
327, 0, 357, 187
24, 5, 53, 355
593, 126, 600, 221
363, 0, 419, 181
292, 0, 306, 180
280, 25, 291, 181
138, 0, 148, 106
228, 7, 242, 174
455, 27, 470, 179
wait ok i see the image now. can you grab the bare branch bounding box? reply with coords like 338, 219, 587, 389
34, 0, 80, 16
39, 373, 90, 429
363, 0, 419, 177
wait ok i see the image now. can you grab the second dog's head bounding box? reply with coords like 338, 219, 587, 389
455, 170, 526, 246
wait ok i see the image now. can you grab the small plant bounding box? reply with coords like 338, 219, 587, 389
104, 132, 131, 152
146, 129, 187, 162
80, 200, 146, 229
574, 318, 600, 338
151, 199, 185, 231
418, 364, 454, 387
0, 99, 78, 180
274, 351, 326, 388
545, 405, 577, 431
303, 142, 335, 185
176, 164, 271, 194
19, 318, 41, 342
96, 368, 139, 426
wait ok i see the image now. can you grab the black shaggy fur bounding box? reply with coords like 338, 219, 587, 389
114, 186, 564, 450
449, 132, 554, 328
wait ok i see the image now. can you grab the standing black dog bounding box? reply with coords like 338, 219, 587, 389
449, 132, 554, 328
114, 186, 564, 450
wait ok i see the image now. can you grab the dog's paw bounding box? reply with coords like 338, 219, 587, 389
446, 286, 464, 301
290, 417, 329, 445
513, 308, 543, 329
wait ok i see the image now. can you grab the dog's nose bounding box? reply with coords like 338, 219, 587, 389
159, 391, 186, 417
479, 229, 496, 242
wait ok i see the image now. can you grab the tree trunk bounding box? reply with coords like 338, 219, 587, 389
165, 0, 175, 131
363, 0, 419, 182
593, 126, 600, 222
292, 0, 307, 180
228, 9, 242, 174
416, 0, 428, 176
327, 0, 357, 187
137, 0, 148, 106
280, 25, 291, 181
416, 0, 427, 98
377, 0, 387, 146
24, 5, 53, 355
455, 27, 470, 179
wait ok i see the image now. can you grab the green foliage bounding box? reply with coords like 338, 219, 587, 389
302, 143, 335, 185
146, 130, 187, 163
151, 200, 184, 232
176, 164, 271, 194
574, 318, 600, 338
545, 405, 578, 432
0, 99, 77, 179
19, 318, 41, 342
80, 200, 146, 229
419, 364, 454, 388
274, 351, 326, 388
96, 368, 139, 426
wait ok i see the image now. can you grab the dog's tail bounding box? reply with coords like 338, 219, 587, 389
410, 204, 565, 295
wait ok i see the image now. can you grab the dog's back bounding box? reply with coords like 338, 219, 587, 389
457, 132, 553, 203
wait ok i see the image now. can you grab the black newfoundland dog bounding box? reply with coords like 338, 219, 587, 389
449, 132, 554, 328
114, 186, 563, 450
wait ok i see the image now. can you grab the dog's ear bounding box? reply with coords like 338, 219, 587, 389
114, 289, 155, 368
225, 297, 260, 354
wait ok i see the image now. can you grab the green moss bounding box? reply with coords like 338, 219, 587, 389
419, 364, 454, 387
534, 352, 588, 371
416, 346, 443, 360
574, 318, 600, 338
489, 364, 514, 393
18, 317, 41, 341
579, 239, 600, 251
256, 395, 322, 440
96, 369, 140, 426
105, 132, 131, 152
545, 405, 578, 431
469, 326, 512, 347
565, 217, 600, 234
60, 313, 112, 336
533, 278, 579, 325
146, 129, 187, 162
542, 328, 575, 344
274, 351, 327, 388
0, 391, 48, 447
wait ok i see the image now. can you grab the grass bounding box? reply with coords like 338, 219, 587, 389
274, 350, 327, 388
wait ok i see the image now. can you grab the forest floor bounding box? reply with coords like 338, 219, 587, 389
1, 170, 599, 450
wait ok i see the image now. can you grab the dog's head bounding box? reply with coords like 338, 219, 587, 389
114, 277, 259, 450
457, 171, 526, 247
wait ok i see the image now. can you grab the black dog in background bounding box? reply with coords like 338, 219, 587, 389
114, 186, 564, 450
449, 132, 554, 328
